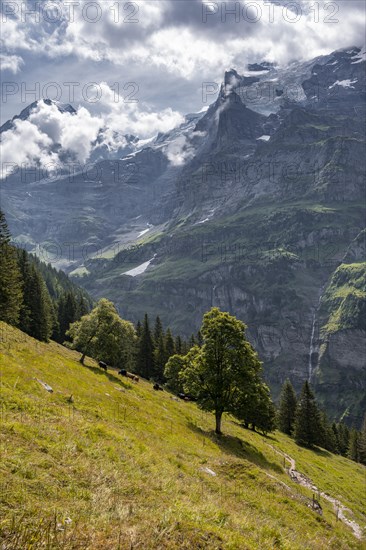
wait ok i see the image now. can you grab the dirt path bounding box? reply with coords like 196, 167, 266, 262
268, 445, 364, 540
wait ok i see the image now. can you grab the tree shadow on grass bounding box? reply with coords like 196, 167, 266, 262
82, 362, 132, 390
310, 446, 332, 458
187, 422, 282, 474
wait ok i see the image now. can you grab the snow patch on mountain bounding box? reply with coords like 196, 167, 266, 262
329, 79, 358, 89
122, 256, 156, 277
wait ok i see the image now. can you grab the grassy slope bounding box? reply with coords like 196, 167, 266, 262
0, 323, 365, 549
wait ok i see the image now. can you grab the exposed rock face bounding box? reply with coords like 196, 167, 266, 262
2, 46, 365, 424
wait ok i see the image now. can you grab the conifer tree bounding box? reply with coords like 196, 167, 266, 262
58, 292, 78, 343
17, 249, 32, 333
319, 411, 337, 453
153, 316, 163, 344
136, 320, 142, 338
175, 335, 183, 355
165, 328, 176, 361
293, 381, 321, 447
76, 295, 89, 319
189, 333, 196, 347
359, 415, 366, 465
337, 422, 350, 456
331, 422, 340, 454
136, 313, 154, 379
153, 332, 166, 382
348, 429, 360, 462
0, 211, 23, 325
26, 264, 53, 342
278, 379, 297, 435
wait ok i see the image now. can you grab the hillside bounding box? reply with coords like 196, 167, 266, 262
0, 323, 365, 549
2, 46, 366, 424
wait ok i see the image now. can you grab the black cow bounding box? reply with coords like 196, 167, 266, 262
118, 369, 127, 376
153, 383, 164, 391
99, 361, 108, 371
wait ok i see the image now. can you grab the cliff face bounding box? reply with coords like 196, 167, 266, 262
312, 234, 366, 426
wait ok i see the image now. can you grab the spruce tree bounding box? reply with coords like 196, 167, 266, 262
153, 332, 166, 382
165, 328, 176, 361
359, 415, 366, 465
17, 249, 32, 333
0, 211, 23, 325
136, 314, 154, 379
348, 429, 360, 462
153, 316, 163, 344
293, 381, 321, 447
175, 335, 183, 355
27, 265, 54, 342
337, 422, 350, 456
278, 379, 297, 435
319, 411, 337, 453
331, 422, 340, 454
58, 292, 78, 343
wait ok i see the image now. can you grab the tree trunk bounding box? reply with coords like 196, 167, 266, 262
79, 353, 86, 365
215, 411, 222, 435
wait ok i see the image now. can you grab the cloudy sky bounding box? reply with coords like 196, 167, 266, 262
1, 0, 365, 138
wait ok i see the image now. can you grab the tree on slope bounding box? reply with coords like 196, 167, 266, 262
236, 381, 276, 435
359, 414, 366, 465
293, 381, 322, 447
67, 298, 136, 368
0, 210, 23, 326
278, 379, 297, 435
348, 429, 360, 462
165, 328, 176, 361
135, 313, 154, 379
180, 307, 263, 435
23, 263, 54, 342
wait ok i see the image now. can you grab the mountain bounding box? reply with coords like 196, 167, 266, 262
0, 99, 76, 134
1, 45, 365, 425
1, 322, 365, 548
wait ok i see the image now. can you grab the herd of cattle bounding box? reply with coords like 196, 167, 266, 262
97, 360, 195, 400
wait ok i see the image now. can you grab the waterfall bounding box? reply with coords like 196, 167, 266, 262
308, 312, 317, 382
308, 285, 326, 383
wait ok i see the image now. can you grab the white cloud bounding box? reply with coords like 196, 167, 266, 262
0, 54, 24, 73
1, 118, 58, 170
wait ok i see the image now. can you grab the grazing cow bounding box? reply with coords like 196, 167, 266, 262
153, 383, 164, 391
120, 370, 139, 382
99, 361, 108, 371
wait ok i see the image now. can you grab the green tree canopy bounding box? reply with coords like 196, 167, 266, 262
0, 210, 23, 326
180, 307, 263, 434
278, 379, 297, 435
67, 299, 136, 368
293, 381, 322, 448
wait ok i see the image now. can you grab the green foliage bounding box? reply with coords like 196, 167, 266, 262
135, 313, 154, 379
359, 415, 366, 465
164, 354, 188, 394
278, 379, 297, 435
236, 382, 276, 435
321, 263, 366, 335
180, 307, 272, 435
67, 299, 136, 368
293, 381, 322, 448
0, 211, 23, 325
348, 429, 360, 462
165, 328, 176, 360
